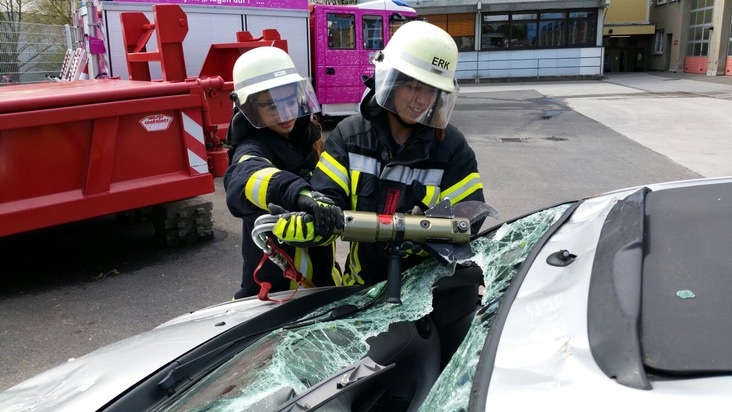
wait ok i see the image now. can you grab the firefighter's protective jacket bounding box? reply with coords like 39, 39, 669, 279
310, 91, 485, 286
224, 112, 337, 298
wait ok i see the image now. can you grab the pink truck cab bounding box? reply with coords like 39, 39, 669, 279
309, 0, 418, 118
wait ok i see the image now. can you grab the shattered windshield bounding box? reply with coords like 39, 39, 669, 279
419, 203, 572, 411
162, 204, 573, 411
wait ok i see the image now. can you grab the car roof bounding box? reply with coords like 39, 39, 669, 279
588, 180, 732, 388
642, 181, 732, 373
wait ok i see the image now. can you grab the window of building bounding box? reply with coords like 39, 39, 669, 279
511, 13, 538, 48
686, 0, 713, 56
423, 13, 475, 51
480, 14, 509, 49
363, 15, 383, 50
538, 12, 566, 47
448, 13, 476, 51
653, 29, 664, 54
480, 9, 596, 51
327, 13, 355, 49
567, 11, 597, 46
424, 14, 447, 31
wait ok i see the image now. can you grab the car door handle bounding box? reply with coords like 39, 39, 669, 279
326, 67, 335, 75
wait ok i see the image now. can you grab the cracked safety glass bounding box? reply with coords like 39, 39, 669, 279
162, 203, 573, 411
419, 203, 572, 411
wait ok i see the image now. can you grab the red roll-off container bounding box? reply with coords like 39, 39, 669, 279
0, 78, 216, 238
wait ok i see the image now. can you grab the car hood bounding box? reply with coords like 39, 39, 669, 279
0, 291, 319, 412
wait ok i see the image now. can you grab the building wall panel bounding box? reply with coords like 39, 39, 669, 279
460, 47, 601, 80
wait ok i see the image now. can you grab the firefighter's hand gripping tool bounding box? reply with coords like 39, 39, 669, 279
252, 199, 498, 303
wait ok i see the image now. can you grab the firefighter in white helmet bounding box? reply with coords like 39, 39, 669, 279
224, 46, 342, 299
276, 21, 486, 287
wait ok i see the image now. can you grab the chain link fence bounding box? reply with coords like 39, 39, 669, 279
0, 20, 71, 85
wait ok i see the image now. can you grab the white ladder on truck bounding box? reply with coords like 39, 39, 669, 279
51, 48, 88, 82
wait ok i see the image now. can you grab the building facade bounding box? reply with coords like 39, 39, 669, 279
602, 0, 655, 72
407, 0, 608, 82
649, 0, 732, 76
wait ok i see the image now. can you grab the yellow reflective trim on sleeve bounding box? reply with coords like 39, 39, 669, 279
342, 242, 365, 286
452, 181, 484, 204
293, 247, 312, 289
349, 242, 361, 278
421, 185, 440, 208
316, 152, 350, 195
441, 172, 483, 205
329, 242, 344, 286
237, 154, 272, 164
332, 265, 343, 286
350, 170, 361, 210
244, 167, 280, 210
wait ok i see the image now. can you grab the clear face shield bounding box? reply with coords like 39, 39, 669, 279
235, 80, 320, 129
373, 62, 458, 129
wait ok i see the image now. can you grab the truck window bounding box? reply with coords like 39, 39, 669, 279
362, 15, 383, 50
389, 16, 409, 37
327, 13, 355, 49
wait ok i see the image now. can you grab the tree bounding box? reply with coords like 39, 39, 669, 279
0, 0, 71, 25
1, 0, 25, 82
27, 0, 72, 26
0, 0, 70, 83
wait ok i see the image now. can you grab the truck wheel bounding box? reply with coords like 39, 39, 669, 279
152, 197, 214, 246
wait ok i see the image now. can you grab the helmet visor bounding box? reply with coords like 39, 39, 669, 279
236, 80, 320, 129
373, 63, 458, 129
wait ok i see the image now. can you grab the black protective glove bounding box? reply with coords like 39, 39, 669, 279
296, 191, 344, 237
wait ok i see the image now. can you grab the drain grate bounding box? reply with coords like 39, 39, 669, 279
496, 136, 568, 143
497, 137, 526, 143
542, 110, 563, 119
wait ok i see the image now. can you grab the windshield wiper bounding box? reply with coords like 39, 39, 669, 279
158, 325, 280, 393
160, 295, 378, 393
277, 357, 394, 411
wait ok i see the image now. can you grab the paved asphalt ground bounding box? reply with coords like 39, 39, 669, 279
2, 72, 731, 391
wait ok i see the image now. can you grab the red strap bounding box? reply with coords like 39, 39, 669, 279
252, 238, 305, 302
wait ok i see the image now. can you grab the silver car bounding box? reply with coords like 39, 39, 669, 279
2, 176, 731, 411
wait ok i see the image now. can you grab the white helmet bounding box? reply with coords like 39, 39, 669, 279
231, 46, 320, 128
373, 21, 459, 129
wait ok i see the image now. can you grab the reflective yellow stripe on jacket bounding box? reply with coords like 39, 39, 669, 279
441, 172, 483, 204
327, 242, 346, 286
244, 167, 280, 210
350, 170, 361, 210
316, 152, 350, 195
237, 154, 272, 164
422, 185, 440, 208
343, 242, 365, 286
292, 247, 312, 289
